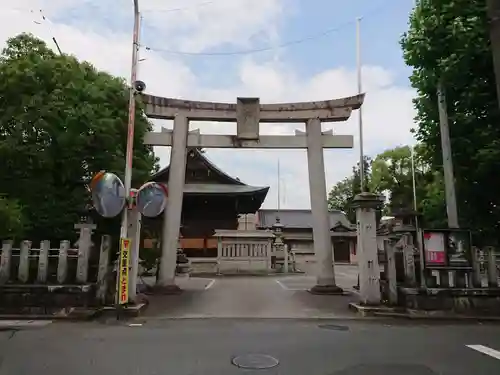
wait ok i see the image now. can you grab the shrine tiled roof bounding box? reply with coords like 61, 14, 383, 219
151, 147, 246, 186
183, 183, 269, 195
257, 209, 354, 230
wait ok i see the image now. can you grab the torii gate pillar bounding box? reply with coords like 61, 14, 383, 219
306, 118, 342, 294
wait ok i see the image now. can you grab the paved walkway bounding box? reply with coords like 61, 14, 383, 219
142, 266, 359, 319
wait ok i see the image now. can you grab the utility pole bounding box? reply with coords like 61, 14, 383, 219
487, 0, 500, 109
356, 17, 365, 192
118, 0, 141, 302
437, 82, 459, 228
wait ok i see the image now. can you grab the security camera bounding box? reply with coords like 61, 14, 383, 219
133, 80, 146, 93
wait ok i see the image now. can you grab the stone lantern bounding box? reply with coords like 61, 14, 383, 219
272, 216, 284, 237
272, 216, 287, 272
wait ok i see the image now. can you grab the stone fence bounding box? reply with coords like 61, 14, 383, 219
378, 232, 500, 313
214, 230, 275, 274
0, 233, 112, 314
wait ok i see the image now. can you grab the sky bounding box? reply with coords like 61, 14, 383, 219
1, 0, 417, 209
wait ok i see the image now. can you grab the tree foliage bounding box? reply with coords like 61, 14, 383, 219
0, 33, 159, 242
0, 196, 25, 240
401, 1, 500, 243
369, 145, 447, 227
327, 157, 371, 222
328, 145, 447, 227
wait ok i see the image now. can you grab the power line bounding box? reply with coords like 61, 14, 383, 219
141, 1, 216, 13
141, 0, 393, 57
143, 20, 354, 56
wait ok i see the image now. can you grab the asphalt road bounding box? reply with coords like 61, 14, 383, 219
2, 319, 500, 374
3, 270, 500, 374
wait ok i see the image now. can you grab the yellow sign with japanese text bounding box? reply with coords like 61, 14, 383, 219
118, 238, 131, 304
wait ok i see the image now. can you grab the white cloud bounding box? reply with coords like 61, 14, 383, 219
0, 0, 416, 210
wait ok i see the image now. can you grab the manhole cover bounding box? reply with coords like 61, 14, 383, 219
318, 324, 350, 331
231, 354, 279, 369
333, 364, 437, 375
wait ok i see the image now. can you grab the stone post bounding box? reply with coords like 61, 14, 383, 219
75, 224, 96, 283
306, 118, 342, 294
37, 240, 50, 283
351, 192, 383, 305
156, 115, 188, 293
18, 240, 31, 283
57, 240, 70, 283
486, 246, 498, 287
0, 241, 13, 284
97, 235, 111, 303
384, 238, 398, 305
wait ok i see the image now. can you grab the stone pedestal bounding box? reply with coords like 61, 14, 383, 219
351, 192, 383, 305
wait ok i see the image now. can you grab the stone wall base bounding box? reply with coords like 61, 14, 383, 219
400, 287, 500, 315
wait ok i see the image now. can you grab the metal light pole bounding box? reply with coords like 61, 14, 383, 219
437, 82, 459, 228
411, 146, 418, 214
118, 0, 141, 303
411, 145, 426, 287
356, 17, 365, 192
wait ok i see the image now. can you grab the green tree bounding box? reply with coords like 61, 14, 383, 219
370, 145, 422, 211
0, 196, 25, 240
328, 156, 372, 222
0, 33, 159, 242
401, 0, 500, 244
369, 144, 447, 226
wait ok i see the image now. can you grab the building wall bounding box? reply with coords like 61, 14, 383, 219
237, 214, 257, 230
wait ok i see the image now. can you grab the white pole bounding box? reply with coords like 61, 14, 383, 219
277, 158, 281, 211
437, 82, 459, 228
356, 17, 365, 192
118, 0, 140, 303
411, 146, 418, 212
411, 145, 426, 287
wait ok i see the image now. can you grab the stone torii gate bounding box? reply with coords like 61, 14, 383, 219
142, 94, 364, 294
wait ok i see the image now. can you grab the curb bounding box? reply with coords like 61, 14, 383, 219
0, 320, 54, 330
0, 310, 100, 321
348, 302, 500, 322
99, 303, 148, 318
372, 311, 500, 322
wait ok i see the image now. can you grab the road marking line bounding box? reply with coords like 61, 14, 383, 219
275, 280, 289, 290
128, 323, 143, 327
275, 280, 309, 291
466, 345, 500, 360
205, 279, 216, 290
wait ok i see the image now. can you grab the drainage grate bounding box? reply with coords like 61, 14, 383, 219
231, 354, 279, 369
318, 324, 350, 331
333, 364, 437, 375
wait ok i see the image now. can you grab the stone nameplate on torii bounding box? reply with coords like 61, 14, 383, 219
236, 97, 260, 140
